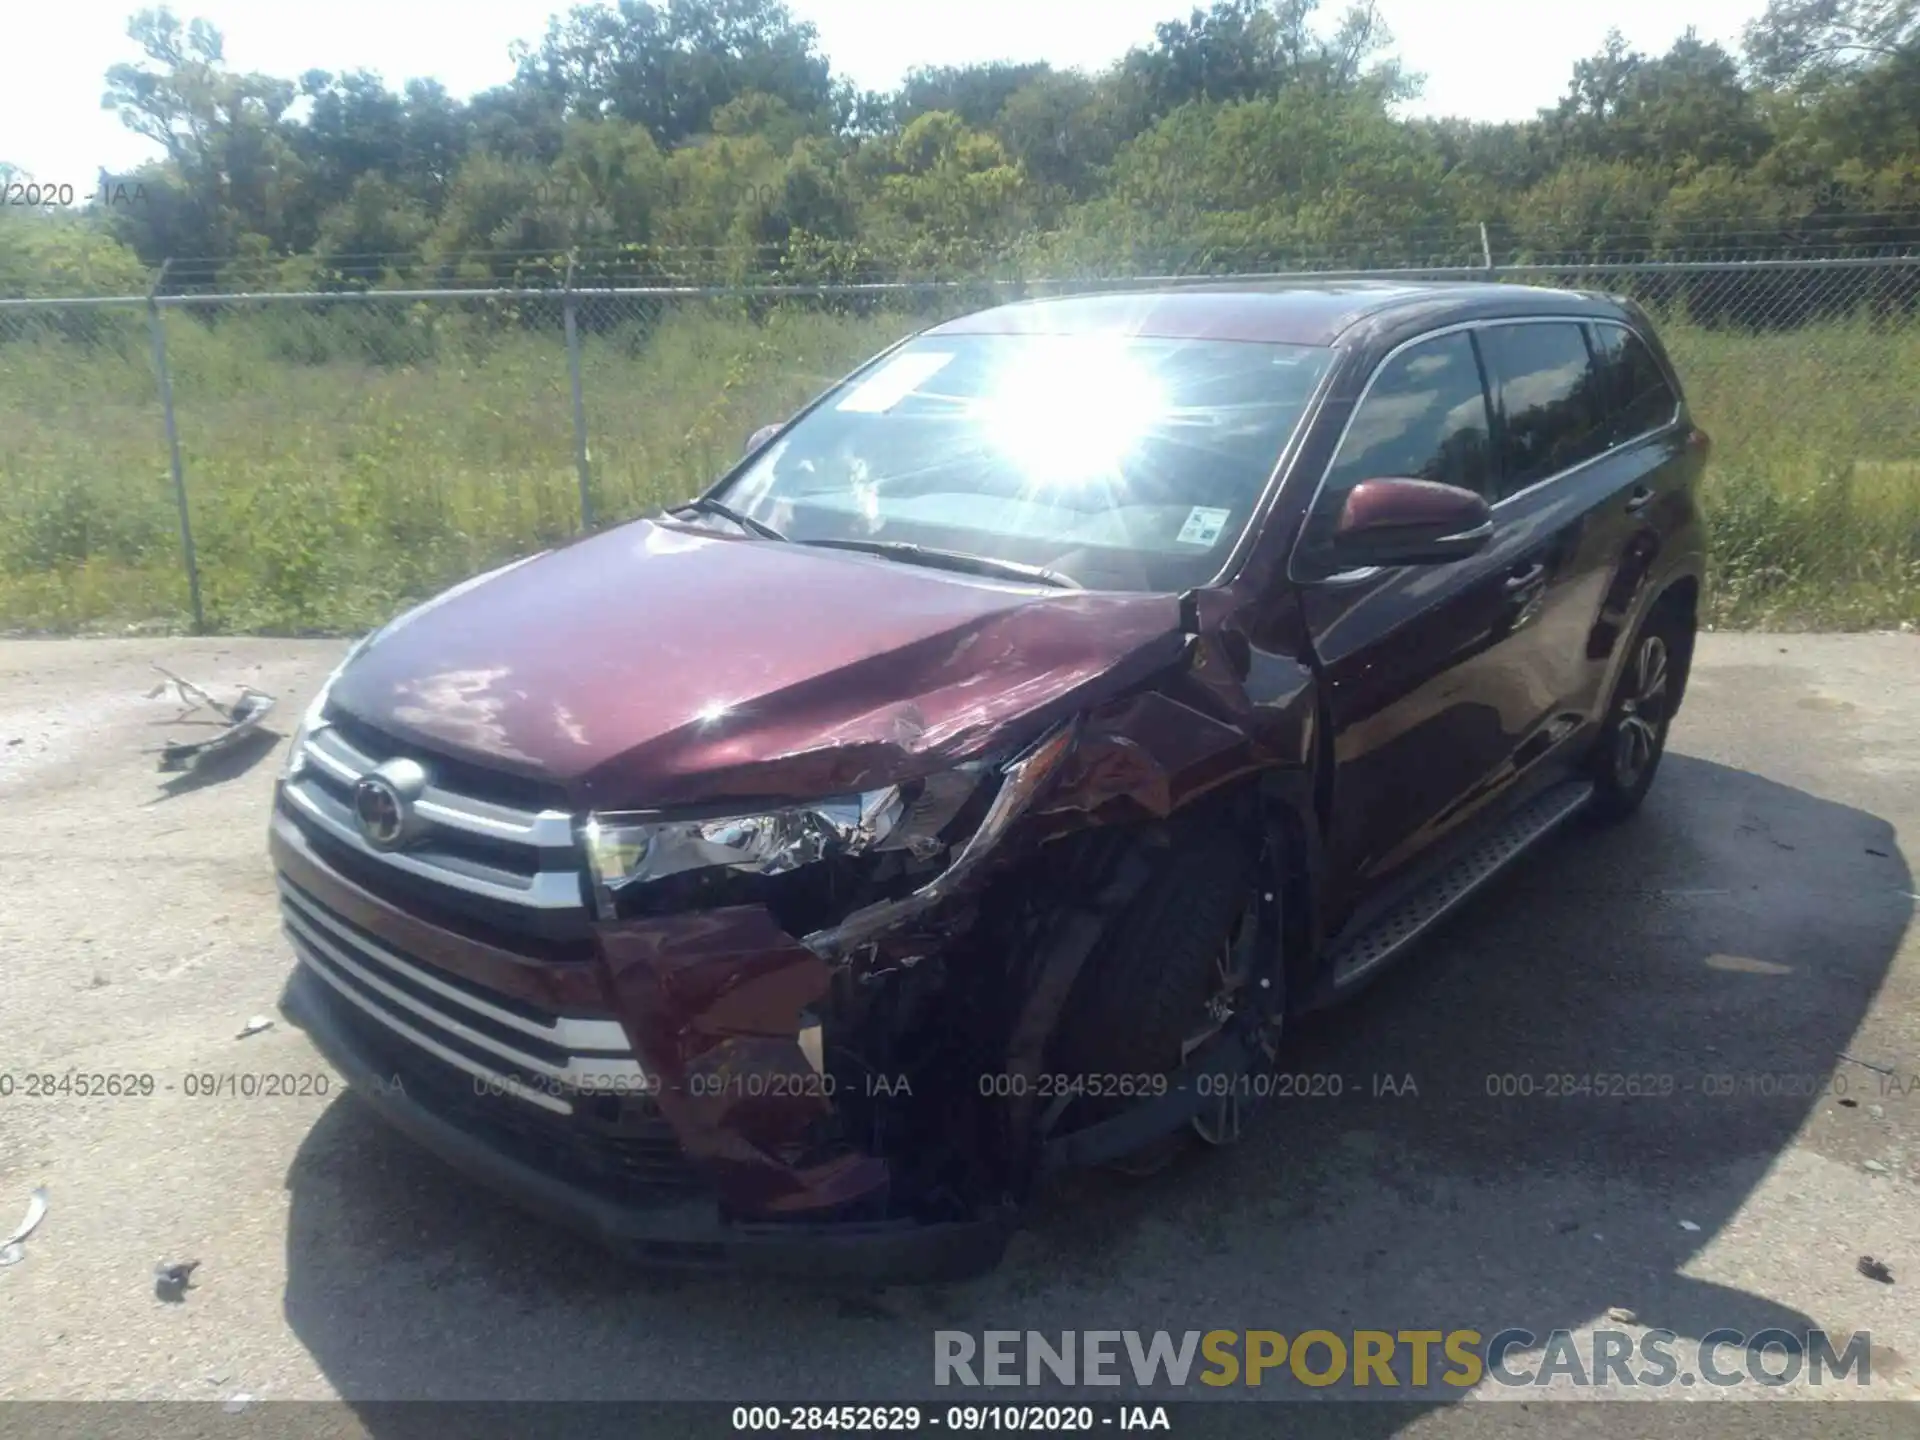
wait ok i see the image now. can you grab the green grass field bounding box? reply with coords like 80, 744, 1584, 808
1, 295, 1915, 633
1659, 319, 1920, 629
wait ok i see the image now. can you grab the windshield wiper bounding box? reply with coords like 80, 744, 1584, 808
799, 538, 1082, 590
670, 496, 789, 542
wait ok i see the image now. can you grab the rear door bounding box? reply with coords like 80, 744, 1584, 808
1474, 318, 1691, 741
1467, 319, 1622, 771
1293, 328, 1556, 912
1568, 320, 1696, 715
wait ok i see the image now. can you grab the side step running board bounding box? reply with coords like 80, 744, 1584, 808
1326, 779, 1595, 993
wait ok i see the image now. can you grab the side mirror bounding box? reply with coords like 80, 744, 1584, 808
745, 422, 782, 458
1331, 477, 1493, 568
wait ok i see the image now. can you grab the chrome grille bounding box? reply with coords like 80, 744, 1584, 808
305, 961, 708, 1199
282, 716, 585, 911
278, 877, 649, 1116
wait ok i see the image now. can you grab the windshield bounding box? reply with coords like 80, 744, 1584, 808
707, 331, 1334, 592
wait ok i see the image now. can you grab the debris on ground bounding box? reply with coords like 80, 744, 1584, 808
0, 1186, 49, 1267
222, 1394, 256, 1414
237, 1015, 274, 1039
1679, 1219, 1701, 1232
1862, 1159, 1889, 1174
1858, 1256, 1895, 1285
145, 665, 276, 773
154, 1259, 201, 1302
1839, 1052, 1897, 1076
1606, 1306, 1639, 1324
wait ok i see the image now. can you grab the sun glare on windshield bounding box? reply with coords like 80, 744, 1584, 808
976, 338, 1166, 485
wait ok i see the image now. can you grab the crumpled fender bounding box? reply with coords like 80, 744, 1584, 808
596, 907, 887, 1216
594, 586, 1323, 1221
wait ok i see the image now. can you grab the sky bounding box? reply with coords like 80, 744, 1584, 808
3, 0, 1771, 192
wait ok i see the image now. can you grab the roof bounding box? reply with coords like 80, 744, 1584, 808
924, 280, 1619, 348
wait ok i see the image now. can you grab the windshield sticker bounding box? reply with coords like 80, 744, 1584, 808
1177, 506, 1231, 546
836, 351, 955, 413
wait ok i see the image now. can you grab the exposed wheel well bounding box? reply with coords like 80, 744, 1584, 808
1259, 788, 1323, 1014
1654, 574, 1698, 625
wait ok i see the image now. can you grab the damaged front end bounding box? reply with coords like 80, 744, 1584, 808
577, 622, 1299, 1276
585, 723, 1082, 1240
274, 506, 1316, 1280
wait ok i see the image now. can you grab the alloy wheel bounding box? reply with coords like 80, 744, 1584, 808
1614, 634, 1671, 787
1181, 894, 1280, 1147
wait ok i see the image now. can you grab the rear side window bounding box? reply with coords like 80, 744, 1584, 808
1478, 322, 1609, 496
1589, 323, 1680, 444
1321, 332, 1494, 504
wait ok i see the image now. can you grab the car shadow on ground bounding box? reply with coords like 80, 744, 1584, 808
279, 752, 1911, 1422
145, 725, 283, 803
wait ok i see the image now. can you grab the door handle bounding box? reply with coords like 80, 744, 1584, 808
1503, 562, 1547, 593
1624, 486, 1654, 514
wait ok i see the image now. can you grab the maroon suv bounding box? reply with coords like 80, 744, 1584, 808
272, 280, 1707, 1281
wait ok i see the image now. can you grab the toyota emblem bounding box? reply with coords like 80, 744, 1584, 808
352, 758, 429, 850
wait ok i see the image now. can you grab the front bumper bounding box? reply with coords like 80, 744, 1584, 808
280, 964, 1011, 1283
269, 803, 1012, 1283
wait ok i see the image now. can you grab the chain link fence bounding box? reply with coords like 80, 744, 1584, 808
2, 250, 1916, 634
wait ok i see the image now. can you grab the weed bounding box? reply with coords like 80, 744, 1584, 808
0, 299, 1914, 632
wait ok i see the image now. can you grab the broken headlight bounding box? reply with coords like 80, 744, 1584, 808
581, 768, 986, 900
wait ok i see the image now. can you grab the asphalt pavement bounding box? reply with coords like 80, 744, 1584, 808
0, 632, 1915, 1434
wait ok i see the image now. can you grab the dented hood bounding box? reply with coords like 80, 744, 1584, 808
328, 519, 1189, 807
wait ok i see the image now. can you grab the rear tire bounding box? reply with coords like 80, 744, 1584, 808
1586, 601, 1689, 822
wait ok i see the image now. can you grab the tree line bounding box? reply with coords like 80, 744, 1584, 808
1, 0, 1917, 294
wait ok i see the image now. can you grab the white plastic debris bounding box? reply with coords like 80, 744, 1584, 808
222, 1394, 255, 1414
145, 665, 277, 773
1679, 1219, 1701, 1232
0, 1186, 49, 1266
237, 1015, 274, 1039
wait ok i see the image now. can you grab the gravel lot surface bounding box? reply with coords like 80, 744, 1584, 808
0, 632, 1915, 1435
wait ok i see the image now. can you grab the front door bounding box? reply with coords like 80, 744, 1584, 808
1292, 328, 1569, 922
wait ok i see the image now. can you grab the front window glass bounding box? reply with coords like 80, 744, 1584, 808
707, 332, 1334, 592
1299, 331, 1492, 559
1320, 331, 1494, 505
